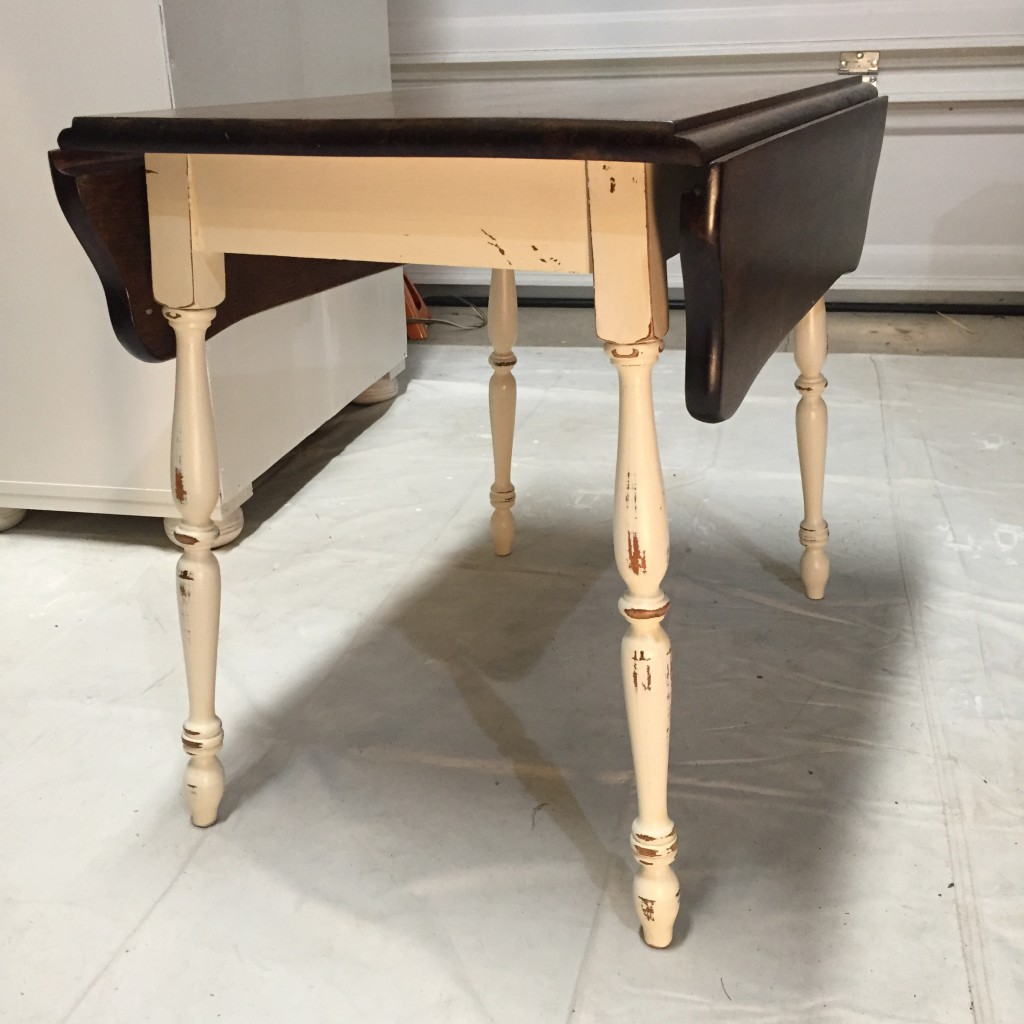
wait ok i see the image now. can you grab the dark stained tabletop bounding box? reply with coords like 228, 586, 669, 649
58, 76, 877, 165
53, 73, 886, 421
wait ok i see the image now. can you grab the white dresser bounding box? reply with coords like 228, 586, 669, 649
0, 0, 405, 537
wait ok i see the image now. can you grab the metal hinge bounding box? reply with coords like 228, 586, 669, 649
838, 50, 880, 83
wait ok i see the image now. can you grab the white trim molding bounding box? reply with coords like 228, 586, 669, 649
390, 2, 1024, 66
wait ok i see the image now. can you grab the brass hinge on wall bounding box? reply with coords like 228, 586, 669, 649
838, 51, 880, 83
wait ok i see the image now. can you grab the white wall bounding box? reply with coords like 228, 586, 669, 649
0, 3, 178, 498
163, 0, 392, 104
390, 0, 1024, 62
389, 0, 1024, 300
0, 1, 403, 520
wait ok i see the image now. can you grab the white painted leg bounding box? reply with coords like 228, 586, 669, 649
587, 159, 678, 946
794, 298, 830, 600
164, 505, 244, 550
166, 306, 225, 828
0, 508, 27, 531
488, 268, 518, 556
607, 338, 679, 948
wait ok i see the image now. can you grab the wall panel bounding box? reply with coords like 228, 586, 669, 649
390, 1, 1024, 300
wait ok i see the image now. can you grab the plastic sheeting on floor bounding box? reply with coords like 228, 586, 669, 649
2, 346, 1021, 1023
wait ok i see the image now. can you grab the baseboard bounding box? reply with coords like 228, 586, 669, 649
0, 481, 252, 519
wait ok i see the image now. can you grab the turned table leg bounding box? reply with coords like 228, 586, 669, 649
165, 306, 225, 827
793, 297, 830, 600
487, 268, 518, 556
586, 159, 678, 946
607, 338, 679, 947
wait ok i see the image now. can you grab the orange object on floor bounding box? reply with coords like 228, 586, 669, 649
404, 275, 430, 340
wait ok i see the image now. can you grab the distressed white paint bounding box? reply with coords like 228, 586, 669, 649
607, 335, 679, 948
587, 162, 669, 343
590, 164, 679, 945
487, 269, 518, 556
166, 307, 225, 827
190, 155, 592, 272
794, 298, 830, 600
164, 506, 244, 549
146, 135, 684, 943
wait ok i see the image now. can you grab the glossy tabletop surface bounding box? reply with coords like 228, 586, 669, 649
58, 76, 877, 164
51, 74, 886, 420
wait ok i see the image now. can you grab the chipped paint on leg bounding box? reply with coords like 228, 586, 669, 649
626, 532, 647, 575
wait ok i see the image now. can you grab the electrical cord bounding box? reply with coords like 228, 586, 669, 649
407, 295, 488, 332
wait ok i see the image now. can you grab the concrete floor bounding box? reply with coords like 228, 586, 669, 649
420, 304, 1024, 357
3, 307, 1023, 1023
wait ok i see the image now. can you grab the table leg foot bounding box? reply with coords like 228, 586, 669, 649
177, 537, 224, 827
633, 823, 680, 949
488, 268, 517, 557
182, 696, 225, 826
794, 298, 830, 600
166, 306, 225, 827
607, 338, 679, 947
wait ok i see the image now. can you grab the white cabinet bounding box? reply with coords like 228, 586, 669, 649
0, 1, 404, 529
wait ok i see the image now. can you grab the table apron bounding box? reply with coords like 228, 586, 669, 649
174, 153, 597, 274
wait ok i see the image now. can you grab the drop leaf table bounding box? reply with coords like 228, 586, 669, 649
52, 76, 886, 947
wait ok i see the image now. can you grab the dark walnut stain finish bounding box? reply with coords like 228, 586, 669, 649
680, 96, 888, 422
50, 150, 393, 362
59, 77, 875, 165
53, 77, 887, 419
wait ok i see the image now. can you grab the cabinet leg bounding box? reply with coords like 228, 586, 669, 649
0, 508, 27, 532
607, 338, 679, 948
352, 373, 400, 405
488, 268, 518, 556
166, 306, 225, 827
794, 298, 830, 600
